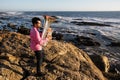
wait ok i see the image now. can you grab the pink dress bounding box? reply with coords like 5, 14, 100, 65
30, 27, 48, 51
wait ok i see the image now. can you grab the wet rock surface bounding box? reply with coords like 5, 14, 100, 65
71, 21, 111, 26
107, 41, 120, 47
75, 35, 101, 46
7, 23, 17, 30
52, 31, 64, 40
17, 26, 30, 35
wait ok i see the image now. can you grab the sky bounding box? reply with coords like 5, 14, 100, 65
0, 0, 120, 11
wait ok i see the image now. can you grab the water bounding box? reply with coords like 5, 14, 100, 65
0, 11, 120, 40
0, 11, 120, 64
22, 11, 120, 18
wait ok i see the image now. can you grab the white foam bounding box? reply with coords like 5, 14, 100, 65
5, 11, 23, 16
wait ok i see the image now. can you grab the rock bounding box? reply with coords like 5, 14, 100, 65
0, 31, 107, 80
107, 42, 120, 47
89, 55, 110, 72
109, 63, 120, 74
2, 25, 10, 32
24, 76, 38, 80
17, 25, 30, 35
52, 31, 64, 40
73, 19, 83, 20
6, 53, 20, 64
76, 36, 101, 46
0, 32, 34, 80
7, 23, 17, 29
103, 72, 120, 80
0, 31, 31, 56
71, 21, 111, 26
43, 41, 106, 80
0, 20, 2, 23
0, 60, 23, 80
0, 17, 10, 20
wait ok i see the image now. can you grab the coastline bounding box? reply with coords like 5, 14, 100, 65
0, 11, 120, 79
0, 30, 120, 80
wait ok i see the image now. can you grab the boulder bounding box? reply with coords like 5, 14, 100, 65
107, 42, 120, 47
52, 31, 64, 40
0, 31, 107, 80
76, 36, 101, 46
7, 23, 17, 29
17, 26, 30, 35
42, 41, 106, 80
89, 55, 110, 72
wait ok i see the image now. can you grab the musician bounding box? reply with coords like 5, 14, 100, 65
30, 17, 52, 76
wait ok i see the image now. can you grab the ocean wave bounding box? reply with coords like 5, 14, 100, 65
0, 11, 23, 16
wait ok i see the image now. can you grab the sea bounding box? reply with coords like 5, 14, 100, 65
0, 11, 120, 39
0, 11, 120, 69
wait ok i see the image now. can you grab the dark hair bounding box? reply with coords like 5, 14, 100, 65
32, 17, 41, 25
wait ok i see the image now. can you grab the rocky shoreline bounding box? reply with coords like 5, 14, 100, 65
0, 30, 120, 80
0, 12, 120, 80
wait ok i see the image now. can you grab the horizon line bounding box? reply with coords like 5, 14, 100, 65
0, 10, 120, 12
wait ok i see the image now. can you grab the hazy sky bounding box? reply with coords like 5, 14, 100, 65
0, 0, 120, 11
